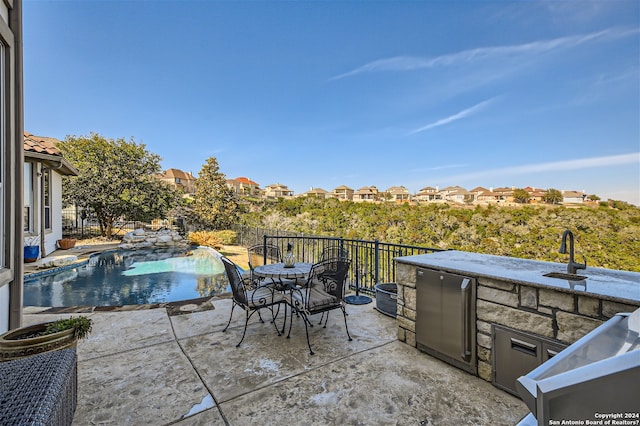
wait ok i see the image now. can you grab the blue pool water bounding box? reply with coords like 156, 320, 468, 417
23, 246, 230, 307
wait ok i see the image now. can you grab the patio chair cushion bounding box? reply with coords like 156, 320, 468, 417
292, 286, 339, 312
246, 286, 285, 309
307, 278, 325, 289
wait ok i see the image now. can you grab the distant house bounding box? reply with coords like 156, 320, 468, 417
227, 176, 262, 197
353, 186, 379, 202
447, 189, 476, 204
384, 186, 412, 203
469, 186, 489, 197
158, 168, 196, 195
264, 183, 294, 198
492, 187, 514, 203
23, 132, 79, 257
524, 187, 546, 204
562, 190, 585, 204
415, 186, 440, 202
303, 187, 330, 198
438, 186, 466, 200
332, 185, 354, 201
476, 189, 502, 204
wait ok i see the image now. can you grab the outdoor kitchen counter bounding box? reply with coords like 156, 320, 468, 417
396, 250, 640, 305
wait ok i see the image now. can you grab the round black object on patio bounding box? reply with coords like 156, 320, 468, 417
344, 294, 372, 305
374, 283, 397, 317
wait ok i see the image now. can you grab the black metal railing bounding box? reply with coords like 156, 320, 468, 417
232, 224, 443, 294
62, 206, 182, 239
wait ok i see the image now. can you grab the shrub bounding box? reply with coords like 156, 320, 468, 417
44, 316, 93, 340
187, 231, 223, 249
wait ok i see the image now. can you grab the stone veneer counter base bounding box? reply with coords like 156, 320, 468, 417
394, 250, 640, 386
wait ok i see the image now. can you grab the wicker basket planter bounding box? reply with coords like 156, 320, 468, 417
0, 317, 91, 362
0, 323, 77, 362
57, 238, 77, 250
374, 283, 397, 318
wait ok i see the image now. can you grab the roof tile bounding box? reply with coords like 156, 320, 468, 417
23, 132, 63, 156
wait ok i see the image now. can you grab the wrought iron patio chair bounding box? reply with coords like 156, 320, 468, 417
248, 243, 282, 267
242, 243, 283, 286
288, 257, 352, 355
320, 245, 349, 261
221, 256, 286, 347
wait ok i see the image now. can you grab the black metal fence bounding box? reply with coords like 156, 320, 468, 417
61, 206, 181, 239
232, 224, 443, 294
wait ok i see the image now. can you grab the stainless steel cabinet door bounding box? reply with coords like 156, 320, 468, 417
416, 268, 474, 365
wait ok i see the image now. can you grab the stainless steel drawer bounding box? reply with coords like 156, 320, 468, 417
492, 325, 568, 396
493, 326, 542, 395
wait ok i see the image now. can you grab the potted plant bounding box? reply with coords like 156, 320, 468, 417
0, 316, 92, 362
24, 233, 41, 263
57, 237, 77, 250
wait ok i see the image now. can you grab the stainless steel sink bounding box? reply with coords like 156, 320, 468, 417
543, 272, 587, 281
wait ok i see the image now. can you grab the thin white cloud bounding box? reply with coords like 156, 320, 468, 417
331, 27, 638, 80
429, 164, 468, 171
407, 98, 496, 135
410, 164, 467, 173
443, 153, 640, 182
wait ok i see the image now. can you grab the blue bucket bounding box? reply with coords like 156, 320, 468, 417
24, 246, 40, 263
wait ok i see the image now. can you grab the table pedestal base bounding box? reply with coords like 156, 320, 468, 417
344, 295, 372, 305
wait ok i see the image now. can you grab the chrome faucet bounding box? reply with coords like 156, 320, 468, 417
559, 230, 587, 275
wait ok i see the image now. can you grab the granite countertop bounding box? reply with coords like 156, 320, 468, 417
396, 251, 640, 305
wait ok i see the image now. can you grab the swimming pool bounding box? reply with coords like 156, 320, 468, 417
23, 246, 231, 307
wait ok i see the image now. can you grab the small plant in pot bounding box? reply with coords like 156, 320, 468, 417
0, 316, 92, 362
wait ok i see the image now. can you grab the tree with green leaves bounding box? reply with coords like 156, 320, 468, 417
193, 157, 239, 230
543, 188, 563, 205
58, 132, 181, 238
513, 188, 531, 204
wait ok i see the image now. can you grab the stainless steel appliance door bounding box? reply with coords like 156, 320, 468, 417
416, 268, 476, 373
493, 325, 544, 395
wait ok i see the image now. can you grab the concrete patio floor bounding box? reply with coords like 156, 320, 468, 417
23, 298, 528, 425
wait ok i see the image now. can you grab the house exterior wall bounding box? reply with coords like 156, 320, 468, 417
45, 171, 64, 255
264, 184, 293, 198
0, 0, 24, 332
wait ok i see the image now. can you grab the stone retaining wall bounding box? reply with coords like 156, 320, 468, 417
119, 229, 190, 250
395, 262, 640, 383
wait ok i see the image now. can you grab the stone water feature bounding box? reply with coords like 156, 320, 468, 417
119, 228, 190, 250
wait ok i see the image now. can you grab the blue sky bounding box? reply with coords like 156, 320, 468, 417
24, 1, 640, 204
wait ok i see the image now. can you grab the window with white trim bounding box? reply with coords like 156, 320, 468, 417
43, 168, 51, 230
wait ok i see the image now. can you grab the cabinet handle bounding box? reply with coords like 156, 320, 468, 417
511, 338, 537, 356
460, 278, 471, 361
547, 349, 559, 358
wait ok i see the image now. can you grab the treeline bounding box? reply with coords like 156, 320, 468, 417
238, 198, 640, 272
